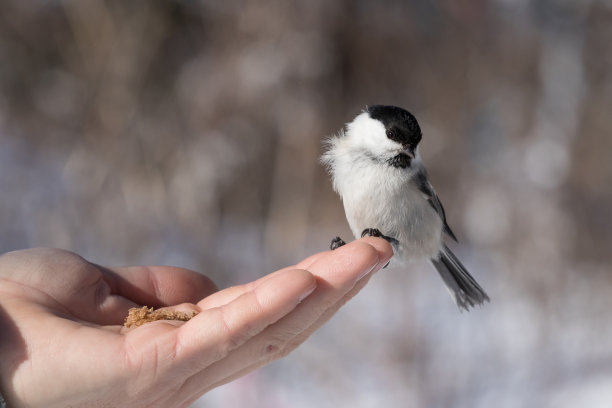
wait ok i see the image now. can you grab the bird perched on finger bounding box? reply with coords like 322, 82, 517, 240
321, 105, 489, 311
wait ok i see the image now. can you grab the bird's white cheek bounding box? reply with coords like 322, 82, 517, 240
347, 114, 401, 157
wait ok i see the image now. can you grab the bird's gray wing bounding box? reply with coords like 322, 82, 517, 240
414, 167, 458, 242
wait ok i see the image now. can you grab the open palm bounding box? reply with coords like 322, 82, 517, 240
0, 238, 392, 408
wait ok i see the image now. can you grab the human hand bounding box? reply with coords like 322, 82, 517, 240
0, 238, 392, 407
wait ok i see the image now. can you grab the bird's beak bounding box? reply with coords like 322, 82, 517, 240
403, 145, 415, 159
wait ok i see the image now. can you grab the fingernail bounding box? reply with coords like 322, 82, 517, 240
298, 283, 317, 302
357, 260, 379, 281
357, 252, 393, 281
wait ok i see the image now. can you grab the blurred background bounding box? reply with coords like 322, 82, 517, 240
1, 0, 611, 406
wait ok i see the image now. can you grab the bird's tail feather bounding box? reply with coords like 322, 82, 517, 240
430, 245, 489, 311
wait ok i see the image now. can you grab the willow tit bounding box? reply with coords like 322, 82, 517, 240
321, 105, 489, 311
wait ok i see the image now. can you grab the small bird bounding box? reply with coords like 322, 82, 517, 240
321, 105, 489, 311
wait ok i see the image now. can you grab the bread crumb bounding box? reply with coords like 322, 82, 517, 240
124, 306, 198, 328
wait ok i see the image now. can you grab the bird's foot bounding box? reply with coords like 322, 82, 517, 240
360, 228, 399, 246
330, 236, 346, 250
361, 228, 397, 269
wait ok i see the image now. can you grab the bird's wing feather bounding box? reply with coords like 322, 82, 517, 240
414, 167, 458, 242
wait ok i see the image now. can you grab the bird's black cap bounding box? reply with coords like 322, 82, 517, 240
366, 105, 422, 149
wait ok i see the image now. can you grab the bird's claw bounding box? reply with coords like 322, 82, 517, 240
330, 236, 346, 250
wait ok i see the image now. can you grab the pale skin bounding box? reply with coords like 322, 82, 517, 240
0, 238, 393, 408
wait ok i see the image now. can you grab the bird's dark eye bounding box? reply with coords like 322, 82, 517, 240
386, 129, 395, 139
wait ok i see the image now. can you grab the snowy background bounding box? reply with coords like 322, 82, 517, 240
1, 1, 612, 406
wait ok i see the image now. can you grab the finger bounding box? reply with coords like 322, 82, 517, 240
294, 251, 327, 269
287, 237, 392, 336
198, 240, 390, 392
279, 263, 377, 351
202, 269, 381, 392
195, 248, 330, 311
178, 238, 392, 399
196, 268, 293, 311
100, 265, 218, 307
172, 268, 317, 377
